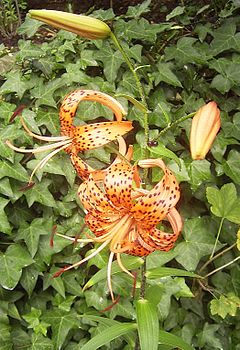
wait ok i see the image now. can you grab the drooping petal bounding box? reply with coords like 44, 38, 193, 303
85, 213, 120, 237
70, 151, 95, 180
116, 225, 154, 257
137, 207, 182, 250
104, 162, 134, 209
131, 159, 180, 228
59, 90, 127, 136
72, 121, 133, 152
78, 175, 117, 215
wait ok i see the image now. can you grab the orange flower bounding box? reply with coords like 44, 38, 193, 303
29, 10, 111, 39
190, 101, 221, 160
6, 90, 133, 183
55, 158, 182, 301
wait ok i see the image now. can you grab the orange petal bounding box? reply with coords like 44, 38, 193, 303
137, 208, 182, 251
70, 152, 95, 180
131, 159, 180, 228
78, 175, 117, 214
85, 213, 120, 237
72, 121, 133, 152
104, 162, 134, 209
59, 89, 127, 136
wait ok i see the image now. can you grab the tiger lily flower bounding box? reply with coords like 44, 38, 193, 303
54, 158, 182, 301
6, 90, 133, 183
190, 101, 221, 160
29, 10, 111, 39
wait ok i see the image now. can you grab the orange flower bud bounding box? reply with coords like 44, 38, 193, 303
29, 10, 111, 39
190, 101, 221, 160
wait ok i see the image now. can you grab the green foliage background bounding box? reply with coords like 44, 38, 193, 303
0, 1, 240, 349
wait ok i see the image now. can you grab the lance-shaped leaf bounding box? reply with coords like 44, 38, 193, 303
136, 299, 159, 350
80, 323, 137, 350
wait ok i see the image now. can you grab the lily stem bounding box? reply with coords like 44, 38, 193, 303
210, 217, 224, 259
157, 111, 195, 138
204, 255, 240, 279
110, 32, 149, 149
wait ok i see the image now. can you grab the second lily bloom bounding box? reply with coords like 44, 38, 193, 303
190, 101, 221, 160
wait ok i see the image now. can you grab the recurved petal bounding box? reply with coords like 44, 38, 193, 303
104, 162, 134, 208
73, 121, 133, 152
137, 208, 182, 251
85, 213, 120, 237
59, 90, 127, 136
78, 175, 117, 215
70, 152, 95, 180
131, 159, 180, 227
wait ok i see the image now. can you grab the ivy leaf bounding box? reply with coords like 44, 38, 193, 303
210, 293, 240, 319
0, 101, 16, 124
126, 0, 151, 18
20, 264, 41, 297
17, 218, 51, 257
17, 40, 44, 60
43, 268, 65, 298
187, 160, 212, 191
36, 108, 60, 135
210, 21, 240, 55
0, 71, 34, 99
175, 217, 217, 271
0, 178, 13, 198
31, 78, 65, 107
197, 323, 222, 349
0, 197, 11, 235
23, 307, 50, 336
165, 37, 207, 65
18, 17, 43, 37
147, 144, 180, 166
30, 333, 54, 350
166, 6, 185, 21
37, 235, 72, 265
24, 179, 57, 208
223, 149, 240, 184
0, 305, 11, 350
206, 183, 240, 224
0, 244, 34, 290
42, 309, 79, 349
95, 44, 124, 82
0, 125, 23, 161
0, 157, 29, 182
116, 18, 172, 43
154, 62, 183, 87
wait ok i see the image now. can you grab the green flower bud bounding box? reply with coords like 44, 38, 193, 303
29, 10, 111, 39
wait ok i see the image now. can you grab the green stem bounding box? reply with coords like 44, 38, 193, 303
199, 242, 237, 273
204, 255, 240, 279
140, 257, 147, 299
210, 217, 224, 259
110, 32, 149, 148
157, 112, 195, 139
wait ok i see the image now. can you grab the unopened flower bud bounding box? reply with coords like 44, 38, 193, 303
190, 101, 221, 160
29, 10, 111, 39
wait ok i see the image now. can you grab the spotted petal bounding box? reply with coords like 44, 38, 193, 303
104, 162, 134, 209
131, 159, 180, 228
78, 175, 117, 215
60, 89, 127, 136
72, 121, 133, 152
137, 208, 182, 251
